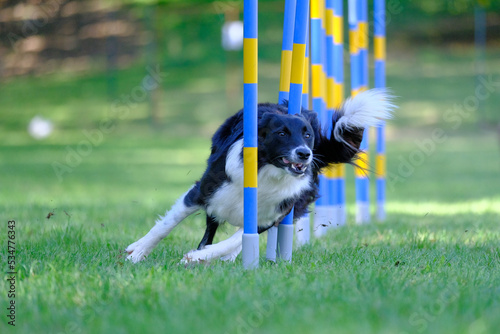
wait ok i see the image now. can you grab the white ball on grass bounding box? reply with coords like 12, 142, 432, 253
28, 116, 53, 140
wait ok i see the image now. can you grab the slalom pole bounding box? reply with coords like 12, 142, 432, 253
296, 16, 311, 246
242, 0, 259, 269
332, 0, 346, 225
347, 0, 360, 114
278, 0, 297, 104
374, 0, 387, 221
355, 0, 370, 224
302, 19, 310, 110
324, 0, 339, 230
311, 0, 329, 237
348, 0, 367, 224
277, 0, 310, 262
358, 0, 369, 93
267, 0, 297, 262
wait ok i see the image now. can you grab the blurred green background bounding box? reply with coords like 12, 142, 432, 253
1, 0, 500, 138
1, 0, 499, 205
1, 1, 500, 333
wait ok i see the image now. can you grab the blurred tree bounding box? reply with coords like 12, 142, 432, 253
402, 0, 499, 15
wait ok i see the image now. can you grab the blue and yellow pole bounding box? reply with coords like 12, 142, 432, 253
311, 0, 330, 237
358, 0, 368, 93
374, 0, 386, 221
348, 0, 360, 97
242, 0, 259, 269
324, 0, 338, 230
309, 0, 324, 137
320, 0, 327, 120
278, 0, 297, 104
267, 0, 296, 262
332, 0, 346, 226
349, 0, 369, 224
302, 19, 310, 110
296, 16, 311, 246
277, 0, 310, 262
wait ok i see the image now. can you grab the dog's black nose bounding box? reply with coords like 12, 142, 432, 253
296, 147, 311, 161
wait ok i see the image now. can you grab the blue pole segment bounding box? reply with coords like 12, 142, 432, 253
355, 177, 369, 202
244, 0, 258, 38
243, 187, 258, 234
279, 91, 289, 105
282, 0, 297, 51
374, 0, 385, 37
243, 83, 258, 149
374, 61, 385, 88
288, 83, 303, 114
293, 0, 309, 45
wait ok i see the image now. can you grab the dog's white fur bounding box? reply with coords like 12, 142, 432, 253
126, 88, 396, 264
334, 88, 395, 145
207, 139, 312, 228
127, 139, 313, 264
180, 228, 243, 264
126, 189, 200, 263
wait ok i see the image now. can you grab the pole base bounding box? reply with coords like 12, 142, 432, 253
314, 205, 334, 237
340, 203, 347, 226
376, 202, 386, 221
242, 233, 259, 269
277, 223, 294, 262
295, 215, 310, 246
356, 202, 370, 224
329, 206, 344, 229
265, 226, 278, 262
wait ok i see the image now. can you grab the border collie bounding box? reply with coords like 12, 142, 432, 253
126, 88, 395, 264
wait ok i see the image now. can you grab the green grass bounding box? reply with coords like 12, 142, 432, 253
1, 45, 500, 333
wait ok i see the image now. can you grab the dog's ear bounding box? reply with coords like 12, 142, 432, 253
300, 109, 319, 129
299, 109, 321, 148
258, 112, 276, 140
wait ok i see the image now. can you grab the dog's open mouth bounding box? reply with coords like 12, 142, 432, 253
283, 157, 308, 175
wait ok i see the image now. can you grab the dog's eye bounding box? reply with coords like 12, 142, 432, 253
304, 133, 311, 139
278, 131, 286, 137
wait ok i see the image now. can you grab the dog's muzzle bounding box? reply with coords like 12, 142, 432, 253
282, 147, 312, 176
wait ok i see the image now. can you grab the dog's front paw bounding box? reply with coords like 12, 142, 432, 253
180, 247, 212, 265
125, 238, 155, 263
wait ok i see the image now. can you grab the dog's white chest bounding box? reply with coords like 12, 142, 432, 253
206, 140, 311, 228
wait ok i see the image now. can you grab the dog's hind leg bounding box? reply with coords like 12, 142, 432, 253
197, 215, 219, 250
181, 228, 243, 264
126, 187, 201, 263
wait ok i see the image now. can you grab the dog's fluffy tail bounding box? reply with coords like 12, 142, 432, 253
333, 88, 396, 145
314, 88, 396, 169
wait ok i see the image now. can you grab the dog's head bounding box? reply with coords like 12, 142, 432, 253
258, 111, 318, 177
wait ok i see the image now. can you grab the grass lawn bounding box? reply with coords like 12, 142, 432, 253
1, 46, 500, 333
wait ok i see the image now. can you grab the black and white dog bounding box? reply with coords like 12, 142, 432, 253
126, 89, 395, 263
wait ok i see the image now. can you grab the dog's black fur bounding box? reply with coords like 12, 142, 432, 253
126, 89, 395, 263
184, 102, 363, 250
126, 89, 394, 263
